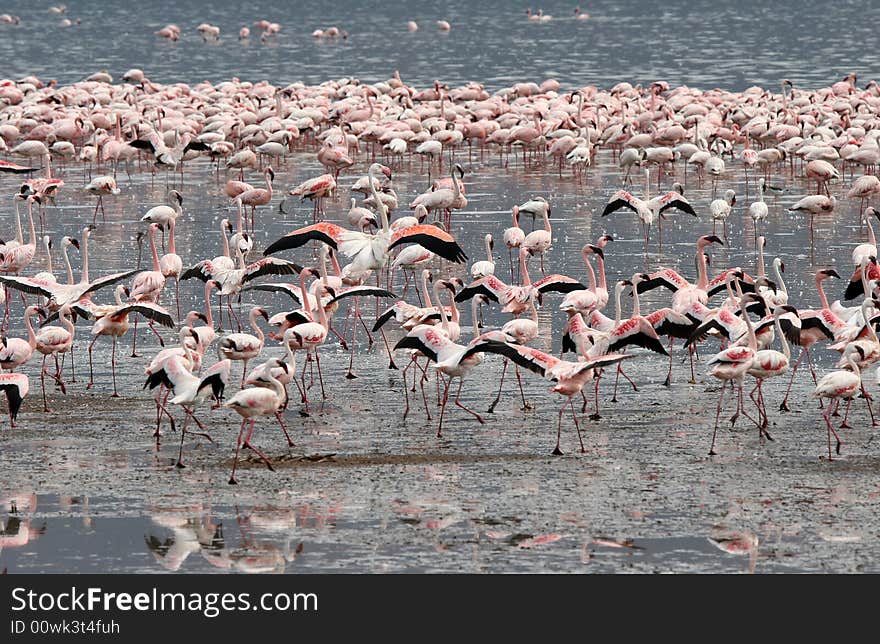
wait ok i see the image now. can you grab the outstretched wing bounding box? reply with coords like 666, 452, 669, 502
82, 269, 140, 296
263, 223, 349, 255
601, 191, 640, 217
243, 282, 305, 303
113, 302, 175, 328
388, 225, 468, 264
454, 275, 507, 303
636, 268, 689, 294
242, 258, 302, 284
325, 286, 397, 306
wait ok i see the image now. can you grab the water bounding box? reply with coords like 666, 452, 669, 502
2, 0, 880, 574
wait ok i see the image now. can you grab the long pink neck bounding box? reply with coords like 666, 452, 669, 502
168, 219, 176, 255
597, 253, 607, 292
582, 252, 596, 292
696, 244, 709, 290
203, 282, 214, 327
25, 199, 36, 248
220, 220, 231, 258
520, 251, 531, 287
816, 275, 830, 310
25, 310, 36, 349
81, 230, 90, 284
149, 226, 160, 271
249, 309, 264, 344
631, 282, 641, 317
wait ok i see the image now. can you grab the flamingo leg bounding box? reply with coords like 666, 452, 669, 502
710, 380, 728, 456
487, 358, 508, 413
553, 401, 566, 456
229, 418, 247, 484
436, 376, 452, 438
243, 419, 275, 471
570, 398, 586, 453
454, 379, 485, 425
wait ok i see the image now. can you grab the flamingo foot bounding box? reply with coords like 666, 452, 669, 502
551, 446, 564, 456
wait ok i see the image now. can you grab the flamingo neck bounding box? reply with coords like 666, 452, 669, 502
44, 240, 52, 275
520, 251, 531, 287
59, 308, 74, 335
512, 207, 520, 228
485, 237, 493, 263
330, 251, 343, 278
25, 200, 36, 249
299, 272, 311, 319
773, 260, 787, 296
13, 199, 23, 245
220, 220, 231, 258
81, 230, 90, 284
433, 281, 449, 333
542, 206, 550, 233
235, 199, 245, 234
614, 286, 623, 326
631, 282, 641, 317
421, 272, 433, 308
582, 253, 596, 291
24, 309, 36, 349
867, 215, 877, 247
596, 252, 607, 292
249, 309, 265, 344
696, 244, 709, 290
862, 299, 879, 344
816, 275, 830, 310
368, 165, 389, 233
757, 243, 765, 277
471, 297, 480, 339
167, 219, 176, 255
149, 227, 161, 272
204, 282, 214, 327
774, 311, 791, 362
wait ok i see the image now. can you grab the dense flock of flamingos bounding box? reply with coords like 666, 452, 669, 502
1, 49, 880, 482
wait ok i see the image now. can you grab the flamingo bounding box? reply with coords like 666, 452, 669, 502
478, 341, 630, 455
502, 205, 526, 281
814, 344, 864, 460
219, 306, 269, 387
84, 175, 120, 225
748, 178, 769, 238
236, 167, 274, 231
33, 303, 75, 412
0, 371, 27, 428
160, 217, 183, 318
470, 234, 496, 279
165, 357, 232, 468
225, 358, 290, 484
709, 189, 737, 239
523, 201, 552, 275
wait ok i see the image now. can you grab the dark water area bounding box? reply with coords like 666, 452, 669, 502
0, 1, 877, 92
1, 1, 880, 573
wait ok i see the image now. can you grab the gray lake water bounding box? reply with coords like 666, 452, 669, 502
2, 0, 880, 574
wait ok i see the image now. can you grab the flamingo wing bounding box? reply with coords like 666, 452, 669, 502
601, 191, 640, 217
114, 302, 175, 328
326, 285, 397, 306
0, 160, 36, 174
0, 373, 28, 420
242, 258, 302, 284
474, 341, 557, 379
0, 275, 55, 299
263, 222, 348, 255
454, 275, 507, 303
82, 269, 141, 297
388, 225, 468, 264
243, 282, 304, 302
656, 194, 697, 216
532, 274, 587, 294
636, 268, 689, 294
393, 334, 439, 363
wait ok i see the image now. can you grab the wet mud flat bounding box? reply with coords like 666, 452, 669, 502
3, 346, 880, 574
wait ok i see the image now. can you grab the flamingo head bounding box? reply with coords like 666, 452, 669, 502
266, 167, 275, 183
168, 189, 183, 206
699, 234, 724, 248
254, 306, 269, 322
582, 244, 603, 258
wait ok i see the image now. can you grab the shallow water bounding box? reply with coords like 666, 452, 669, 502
2, 0, 880, 574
